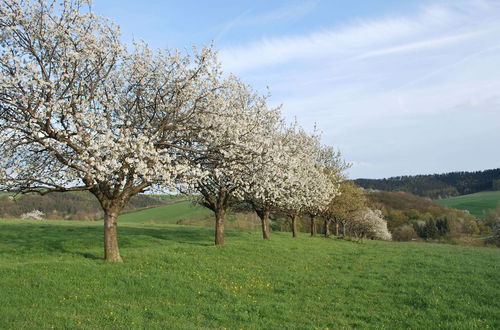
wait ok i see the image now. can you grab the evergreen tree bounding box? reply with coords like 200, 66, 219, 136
424, 219, 438, 239
436, 218, 450, 236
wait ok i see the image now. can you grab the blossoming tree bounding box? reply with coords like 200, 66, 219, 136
242, 123, 294, 240
275, 129, 338, 237
322, 181, 366, 238
304, 145, 347, 236
0, 0, 222, 261
186, 77, 282, 245
349, 208, 392, 241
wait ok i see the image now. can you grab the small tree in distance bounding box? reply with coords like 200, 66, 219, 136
349, 208, 392, 241
423, 219, 438, 239
492, 179, 500, 191
322, 181, 366, 238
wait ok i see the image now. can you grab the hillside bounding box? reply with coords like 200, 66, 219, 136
0, 192, 180, 220
118, 192, 496, 245
0, 219, 499, 329
437, 191, 500, 218
119, 201, 265, 232
364, 190, 493, 242
355, 168, 500, 199
119, 200, 211, 224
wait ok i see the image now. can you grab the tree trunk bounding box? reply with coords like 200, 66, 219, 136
324, 219, 330, 238
335, 222, 339, 237
291, 214, 298, 238
215, 208, 225, 245
310, 216, 316, 236
342, 222, 346, 237
103, 208, 123, 262
258, 209, 271, 240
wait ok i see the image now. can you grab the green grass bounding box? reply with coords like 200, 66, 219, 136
119, 200, 212, 224
0, 219, 499, 329
437, 190, 500, 218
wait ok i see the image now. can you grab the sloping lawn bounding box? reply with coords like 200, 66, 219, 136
119, 200, 211, 224
0, 219, 499, 329
438, 191, 500, 218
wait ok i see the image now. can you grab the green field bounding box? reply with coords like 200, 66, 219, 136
0, 218, 499, 329
119, 200, 212, 224
437, 191, 500, 218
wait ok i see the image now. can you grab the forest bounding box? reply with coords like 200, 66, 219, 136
355, 168, 500, 199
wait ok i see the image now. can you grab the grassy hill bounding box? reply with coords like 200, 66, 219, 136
0, 219, 499, 329
118, 200, 212, 224
119, 200, 263, 231
437, 191, 500, 218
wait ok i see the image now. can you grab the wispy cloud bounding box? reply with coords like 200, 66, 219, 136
356, 30, 484, 60
219, 0, 500, 178
215, 0, 319, 41
221, 1, 500, 73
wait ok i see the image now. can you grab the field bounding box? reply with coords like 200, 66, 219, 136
437, 190, 500, 218
0, 217, 499, 329
119, 200, 211, 224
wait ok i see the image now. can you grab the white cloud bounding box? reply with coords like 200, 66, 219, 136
356, 31, 483, 60
221, 1, 500, 73
221, 2, 492, 72
215, 0, 319, 41
219, 0, 500, 178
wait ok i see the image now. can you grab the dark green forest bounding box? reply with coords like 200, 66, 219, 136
355, 168, 500, 199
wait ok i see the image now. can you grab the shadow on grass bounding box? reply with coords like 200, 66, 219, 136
120, 225, 216, 247
0, 221, 231, 260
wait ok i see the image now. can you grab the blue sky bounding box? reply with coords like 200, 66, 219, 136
93, 0, 500, 179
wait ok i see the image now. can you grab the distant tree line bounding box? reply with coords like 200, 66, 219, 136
355, 168, 500, 199
249, 180, 392, 241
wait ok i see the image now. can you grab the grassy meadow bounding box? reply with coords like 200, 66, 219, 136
119, 200, 211, 224
0, 216, 499, 329
437, 190, 500, 218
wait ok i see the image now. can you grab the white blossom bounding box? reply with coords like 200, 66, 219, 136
0, 0, 225, 261
20, 209, 45, 220
350, 208, 392, 241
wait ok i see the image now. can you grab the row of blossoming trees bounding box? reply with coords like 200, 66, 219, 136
0, 0, 390, 262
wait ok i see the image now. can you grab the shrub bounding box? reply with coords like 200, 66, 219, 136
462, 220, 480, 235
485, 225, 500, 247
20, 210, 45, 220
423, 219, 438, 239
436, 217, 450, 236
392, 225, 418, 241
492, 179, 500, 191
